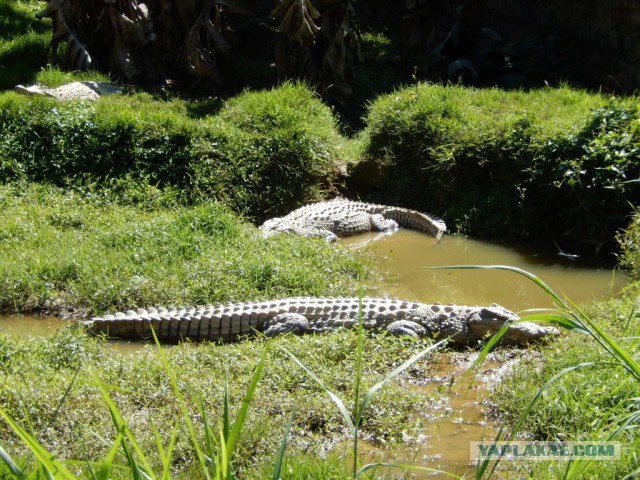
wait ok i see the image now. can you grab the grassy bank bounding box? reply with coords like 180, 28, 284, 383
0, 182, 371, 316
487, 220, 640, 479
3, 81, 638, 251
3, 0, 640, 250
0, 327, 440, 478
0, 82, 348, 223
354, 83, 640, 251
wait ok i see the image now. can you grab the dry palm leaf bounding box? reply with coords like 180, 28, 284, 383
37, 0, 92, 70
272, 0, 321, 46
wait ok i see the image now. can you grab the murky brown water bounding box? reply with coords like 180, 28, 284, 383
340, 230, 625, 477
340, 351, 508, 479
0, 314, 67, 337
343, 230, 625, 312
0, 232, 626, 477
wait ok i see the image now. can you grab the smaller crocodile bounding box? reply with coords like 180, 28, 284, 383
83, 297, 558, 347
260, 200, 446, 242
15, 82, 123, 101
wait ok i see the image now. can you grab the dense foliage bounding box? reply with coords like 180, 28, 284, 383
0, 83, 342, 221
357, 83, 640, 250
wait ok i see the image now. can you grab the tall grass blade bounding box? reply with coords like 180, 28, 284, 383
197, 396, 216, 467
47, 369, 79, 432
482, 362, 605, 478
223, 367, 231, 443
422, 265, 640, 379
459, 323, 509, 383
357, 462, 461, 478
279, 346, 356, 433
352, 294, 364, 480
95, 432, 125, 480
150, 328, 211, 480
150, 419, 178, 480
226, 345, 268, 456
357, 339, 446, 417
474, 425, 505, 479
520, 313, 589, 332
91, 371, 155, 480
565, 295, 640, 379
272, 410, 296, 480
623, 296, 640, 333
0, 445, 24, 477
0, 406, 76, 479
217, 427, 229, 480
563, 395, 640, 480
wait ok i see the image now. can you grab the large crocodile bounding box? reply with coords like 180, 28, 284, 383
83, 297, 558, 347
260, 200, 446, 242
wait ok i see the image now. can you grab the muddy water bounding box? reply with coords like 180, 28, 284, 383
0, 314, 67, 337
354, 355, 503, 479
343, 230, 625, 312
338, 230, 625, 478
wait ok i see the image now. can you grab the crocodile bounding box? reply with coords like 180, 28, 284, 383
15, 81, 123, 101
260, 200, 446, 242
83, 297, 558, 347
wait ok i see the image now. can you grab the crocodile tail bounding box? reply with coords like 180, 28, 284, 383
379, 206, 446, 241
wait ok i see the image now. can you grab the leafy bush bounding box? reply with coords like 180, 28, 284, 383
526, 104, 640, 250
358, 83, 640, 249
0, 82, 343, 221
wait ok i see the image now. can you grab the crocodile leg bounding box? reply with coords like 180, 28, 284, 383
369, 214, 399, 232
262, 313, 311, 337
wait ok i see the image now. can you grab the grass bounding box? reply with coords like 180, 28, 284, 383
0, 325, 444, 478
356, 82, 640, 250
437, 265, 640, 479
4, 264, 638, 479
0, 82, 347, 221
2, 5, 640, 476
0, 0, 50, 90
0, 182, 371, 315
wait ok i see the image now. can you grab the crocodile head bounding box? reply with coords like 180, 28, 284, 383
467, 304, 559, 346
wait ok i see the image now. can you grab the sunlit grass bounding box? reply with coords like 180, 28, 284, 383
0, 326, 441, 478
0, 182, 371, 315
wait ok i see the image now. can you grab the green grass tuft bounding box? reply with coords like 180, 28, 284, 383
356, 83, 640, 249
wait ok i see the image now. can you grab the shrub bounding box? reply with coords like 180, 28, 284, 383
525, 104, 640, 251
0, 82, 343, 221
358, 83, 639, 250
